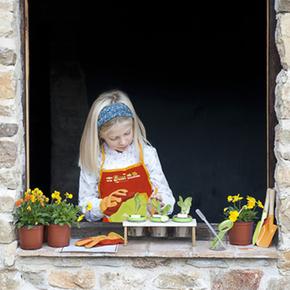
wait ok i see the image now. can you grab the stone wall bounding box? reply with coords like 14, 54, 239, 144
0, 0, 24, 286
275, 1, 290, 252
1, 0, 290, 289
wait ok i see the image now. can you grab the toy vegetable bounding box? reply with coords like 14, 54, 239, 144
173, 195, 193, 222
149, 198, 171, 222
126, 193, 147, 222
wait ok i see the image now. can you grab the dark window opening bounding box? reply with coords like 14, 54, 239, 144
29, 1, 266, 222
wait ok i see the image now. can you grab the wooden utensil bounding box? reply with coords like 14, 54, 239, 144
256, 188, 277, 248
252, 188, 271, 245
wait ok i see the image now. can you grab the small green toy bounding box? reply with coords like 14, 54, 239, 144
173, 195, 193, 222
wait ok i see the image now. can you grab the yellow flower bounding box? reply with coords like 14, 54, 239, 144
229, 210, 239, 222
257, 200, 263, 209
86, 202, 93, 211
51, 191, 61, 200
77, 215, 84, 222
232, 194, 243, 202
27, 205, 31, 211
65, 192, 73, 199
246, 196, 256, 209
227, 195, 233, 202
30, 194, 36, 203
223, 207, 228, 212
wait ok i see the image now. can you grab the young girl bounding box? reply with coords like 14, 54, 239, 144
78, 90, 175, 222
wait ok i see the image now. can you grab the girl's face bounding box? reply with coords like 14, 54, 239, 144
100, 119, 134, 152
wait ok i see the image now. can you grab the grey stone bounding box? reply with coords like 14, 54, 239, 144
0, 271, 20, 290
0, 168, 19, 189
100, 272, 146, 290
0, 47, 16, 65
0, 123, 18, 137
22, 271, 48, 290
153, 272, 205, 290
276, 14, 290, 70
0, 141, 17, 168
0, 10, 13, 37
0, 104, 14, 116
0, 214, 15, 243
3, 240, 17, 267
0, 188, 17, 213
132, 257, 170, 268
266, 277, 290, 290
275, 0, 290, 12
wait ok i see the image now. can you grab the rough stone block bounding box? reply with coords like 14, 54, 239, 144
275, 70, 290, 119
0, 123, 18, 137
277, 195, 290, 233
0, 66, 16, 99
275, 0, 290, 12
0, 168, 19, 189
0, 187, 17, 213
0, 271, 20, 290
153, 272, 205, 289
0, 213, 15, 243
0, 9, 13, 37
266, 277, 290, 290
3, 240, 17, 267
0, 141, 16, 168
275, 162, 290, 188
48, 269, 96, 289
211, 269, 263, 290
276, 14, 290, 70
100, 272, 146, 290
22, 271, 47, 290
0, 48, 16, 66
132, 258, 170, 268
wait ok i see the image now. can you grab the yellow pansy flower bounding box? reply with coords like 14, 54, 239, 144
65, 192, 73, 199
227, 195, 233, 202
257, 200, 263, 209
30, 194, 36, 203
77, 215, 84, 222
86, 201, 93, 211
246, 196, 256, 209
232, 194, 243, 202
229, 210, 239, 222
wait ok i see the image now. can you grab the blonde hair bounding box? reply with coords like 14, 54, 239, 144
79, 90, 149, 175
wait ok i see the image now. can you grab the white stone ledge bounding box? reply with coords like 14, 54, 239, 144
17, 240, 279, 259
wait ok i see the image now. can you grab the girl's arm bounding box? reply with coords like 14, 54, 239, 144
144, 145, 176, 213
78, 167, 104, 221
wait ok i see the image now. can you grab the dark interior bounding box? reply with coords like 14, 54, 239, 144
29, 1, 266, 222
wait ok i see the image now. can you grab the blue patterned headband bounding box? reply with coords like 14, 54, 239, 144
97, 103, 133, 128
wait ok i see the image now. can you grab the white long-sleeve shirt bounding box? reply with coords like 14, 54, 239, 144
78, 143, 175, 221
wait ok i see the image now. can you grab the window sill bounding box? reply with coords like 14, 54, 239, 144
17, 240, 279, 259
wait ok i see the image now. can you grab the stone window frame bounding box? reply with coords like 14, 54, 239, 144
18, 0, 284, 253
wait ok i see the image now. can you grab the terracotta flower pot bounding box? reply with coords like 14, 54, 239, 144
18, 225, 44, 250
47, 224, 71, 247
228, 221, 254, 245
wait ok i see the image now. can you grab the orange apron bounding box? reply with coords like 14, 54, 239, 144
99, 144, 153, 221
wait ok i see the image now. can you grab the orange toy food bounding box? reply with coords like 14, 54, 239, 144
75, 232, 124, 248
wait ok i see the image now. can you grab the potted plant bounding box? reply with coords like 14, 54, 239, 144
46, 191, 84, 247
14, 188, 49, 250
224, 194, 263, 245
172, 196, 193, 222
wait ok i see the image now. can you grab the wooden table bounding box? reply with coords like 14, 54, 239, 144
123, 219, 197, 246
